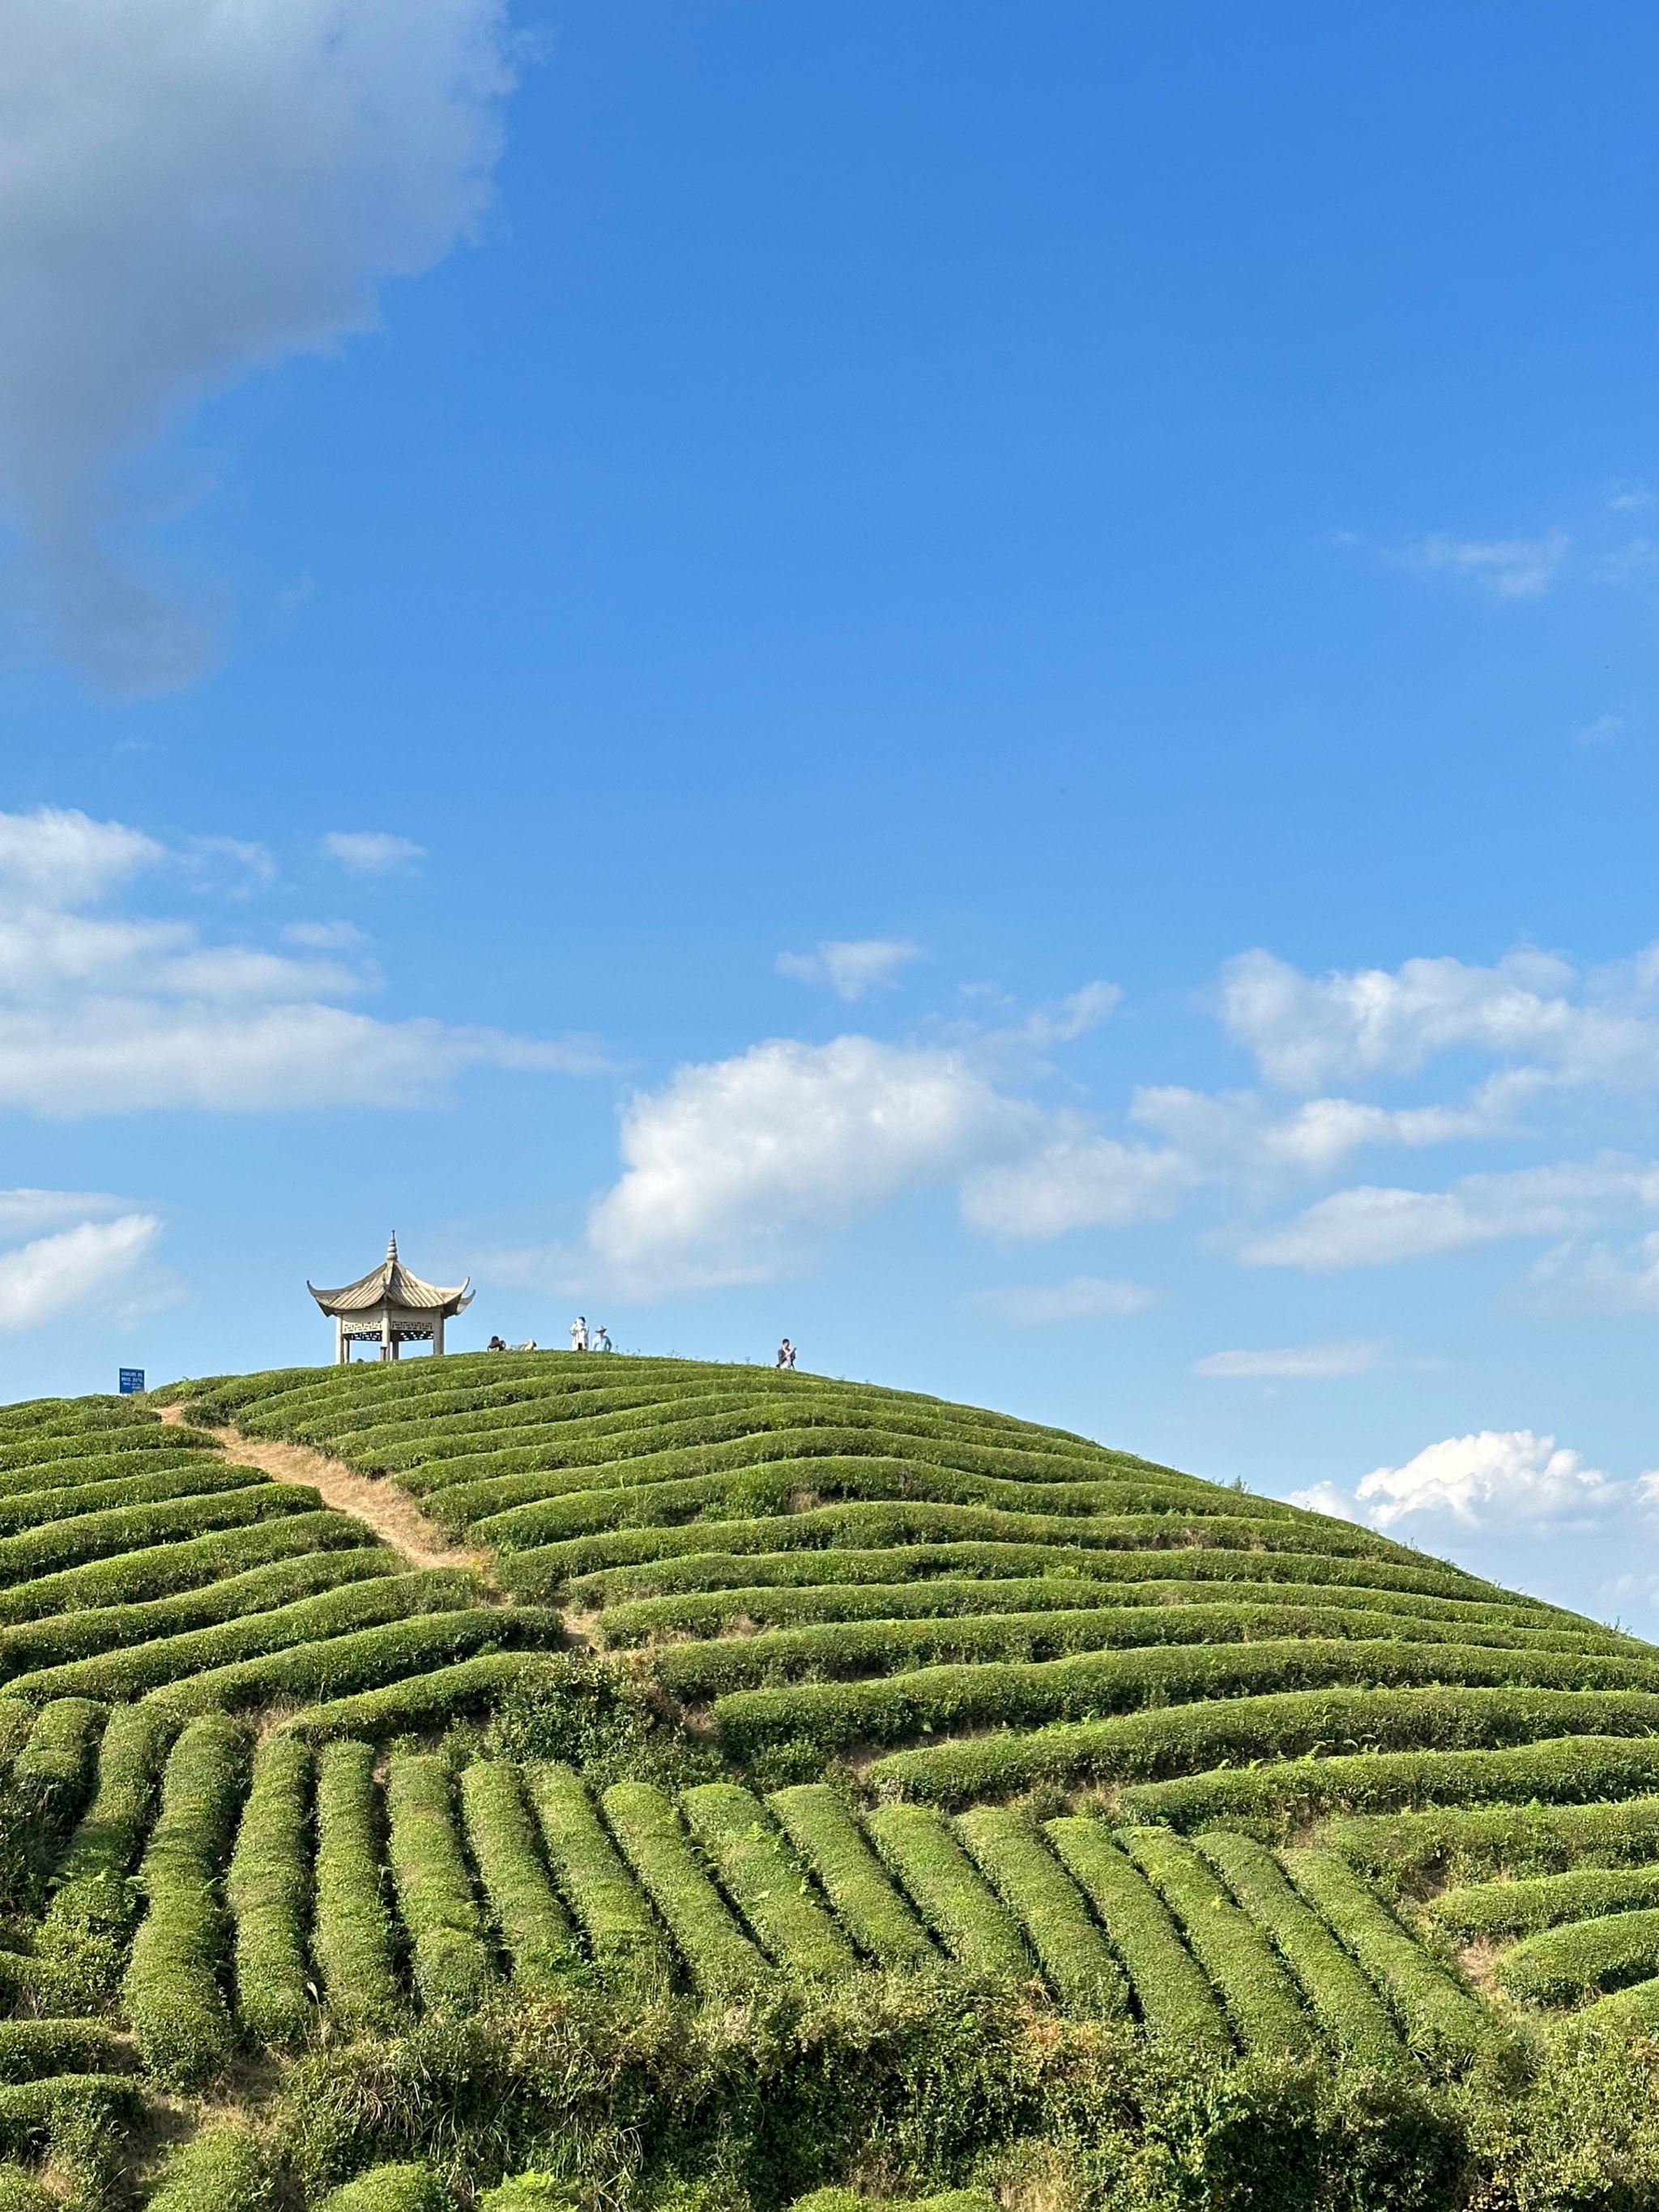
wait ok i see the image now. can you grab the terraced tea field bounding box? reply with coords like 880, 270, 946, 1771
2, 1353, 1657, 2210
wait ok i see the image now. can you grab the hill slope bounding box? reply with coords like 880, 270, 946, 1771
0, 1353, 1657, 2212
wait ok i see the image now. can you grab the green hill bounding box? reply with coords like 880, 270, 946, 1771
1, 1353, 1657, 2212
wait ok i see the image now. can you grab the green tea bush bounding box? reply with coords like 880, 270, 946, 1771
1280, 1849, 1490, 2072
863, 1805, 1032, 1984
0, 1483, 320, 1586
34, 1702, 178, 2007
1046, 1819, 1233, 2052
1496, 1909, 1659, 2006
1118, 1827, 1311, 2056
1194, 1832, 1402, 2069
0, 2163, 50, 2212
0, 2073, 143, 2201
0, 1548, 397, 1680
1431, 1861, 1659, 1939
954, 1804, 1127, 2016
319, 2163, 449, 2212
457, 1760, 586, 1991
526, 1762, 672, 1996
602, 1780, 770, 1998
228, 1731, 313, 2050
0, 1512, 378, 1628
0, 2023, 122, 2082
1329, 1794, 1659, 1888
12, 1697, 104, 1806
680, 1783, 855, 1981
0, 1460, 262, 1536
1117, 1734, 1659, 1837
312, 1739, 402, 2034
766, 1785, 935, 1968
122, 1711, 249, 2086
145, 2124, 275, 2212
6, 1570, 476, 1704
285, 1655, 565, 1743
385, 1753, 494, 2014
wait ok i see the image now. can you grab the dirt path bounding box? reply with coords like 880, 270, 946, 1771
160, 1403, 484, 1574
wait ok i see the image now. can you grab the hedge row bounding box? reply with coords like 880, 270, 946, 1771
1281, 1849, 1490, 2072
497, 1498, 1420, 1602
527, 1761, 672, 1996
1495, 1908, 1659, 2006
0, 1548, 398, 1682
13, 1697, 104, 1804
386, 1753, 495, 2014
1193, 1832, 1402, 2069
681, 1783, 855, 1982
0, 1512, 379, 1627
228, 1732, 313, 2050
318, 2163, 448, 2212
312, 1739, 402, 2034
34, 1702, 179, 2009
122, 1712, 249, 2086
866, 1689, 1659, 1808
0, 1483, 321, 1588
458, 1760, 586, 1992
283, 1655, 566, 1744
863, 1805, 1032, 1984
147, 1605, 562, 1719
0, 1460, 262, 1537
1043, 1819, 1230, 2053
602, 1780, 769, 1998
145, 2123, 275, 2212
564, 1539, 1517, 1614
954, 1805, 1127, 2017
0, 2074, 145, 2199
0, 1424, 217, 1475
765, 1785, 935, 1967
0, 2023, 122, 2084
2, 1569, 481, 1705
1115, 1736, 1659, 1838
1330, 1796, 1659, 1888
1430, 1861, 1659, 1939
1118, 1827, 1311, 2056
0, 1445, 219, 1502
596, 1574, 1597, 1650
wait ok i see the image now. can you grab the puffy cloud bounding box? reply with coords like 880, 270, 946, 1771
966, 1277, 1159, 1325
960, 1126, 1195, 1240
0, 805, 595, 1112
1132, 1080, 1520, 1179
322, 831, 426, 875
1196, 1340, 1384, 1379
586, 1036, 1029, 1293
0, 0, 516, 690
1286, 1481, 1361, 1522
1355, 1430, 1622, 1529
0, 1214, 164, 1330
1240, 1160, 1659, 1270
776, 939, 922, 1001
1218, 945, 1659, 1095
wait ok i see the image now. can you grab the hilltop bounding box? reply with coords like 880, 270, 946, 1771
0, 1352, 1657, 2212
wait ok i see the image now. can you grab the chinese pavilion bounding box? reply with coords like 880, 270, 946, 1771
308, 1233, 474, 1362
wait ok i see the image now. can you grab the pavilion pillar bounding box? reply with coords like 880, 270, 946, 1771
433, 1313, 445, 1358
335, 1316, 345, 1366
382, 1308, 392, 1363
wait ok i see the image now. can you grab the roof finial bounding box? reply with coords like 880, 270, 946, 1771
387, 1230, 398, 1262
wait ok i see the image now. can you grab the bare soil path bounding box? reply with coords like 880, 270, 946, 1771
159, 1403, 485, 1575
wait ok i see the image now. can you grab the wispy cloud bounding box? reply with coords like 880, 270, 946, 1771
1573, 713, 1626, 749
0, 1214, 167, 1330
0, 0, 518, 690
1196, 1340, 1384, 1379
1397, 529, 1571, 600
777, 938, 922, 1001
967, 1277, 1159, 1325
322, 831, 425, 876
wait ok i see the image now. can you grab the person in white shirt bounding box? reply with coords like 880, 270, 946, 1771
593, 1326, 612, 1352
570, 1316, 589, 1352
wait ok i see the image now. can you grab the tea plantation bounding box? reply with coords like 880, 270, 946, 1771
3, 1354, 1659, 2212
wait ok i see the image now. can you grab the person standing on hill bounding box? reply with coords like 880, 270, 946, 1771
570, 1316, 589, 1352
776, 1338, 796, 1370
593, 1325, 612, 1352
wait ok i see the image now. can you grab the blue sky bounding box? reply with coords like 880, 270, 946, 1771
4, 2, 1659, 1621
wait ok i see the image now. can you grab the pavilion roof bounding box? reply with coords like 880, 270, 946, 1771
308, 1233, 474, 1317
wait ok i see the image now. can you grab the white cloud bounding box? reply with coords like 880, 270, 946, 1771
282, 920, 369, 951
1355, 1429, 1622, 1530
776, 939, 922, 1001
967, 1276, 1159, 1325
0, 805, 596, 1112
0, 0, 516, 690
1196, 1340, 1384, 1379
322, 831, 426, 875
1219, 945, 1659, 1095
960, 1125, 1195, 1239
0, 1214, 164, 1331
1286, 1480, 1361, 1522
1574, 714, 1626, 748
584, 1036, 1029, 1293
0, 1189, 130, 1235
1401, 531, 1571, 600
1021, 981, 1123, 1047
1531, 1230, 1659, 1313
1132, 1079, 1521, 1179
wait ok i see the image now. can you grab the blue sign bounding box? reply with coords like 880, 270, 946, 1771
118, 1369, 145, 1395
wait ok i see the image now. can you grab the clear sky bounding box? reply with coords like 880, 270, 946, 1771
3, 2, 1659, 1623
